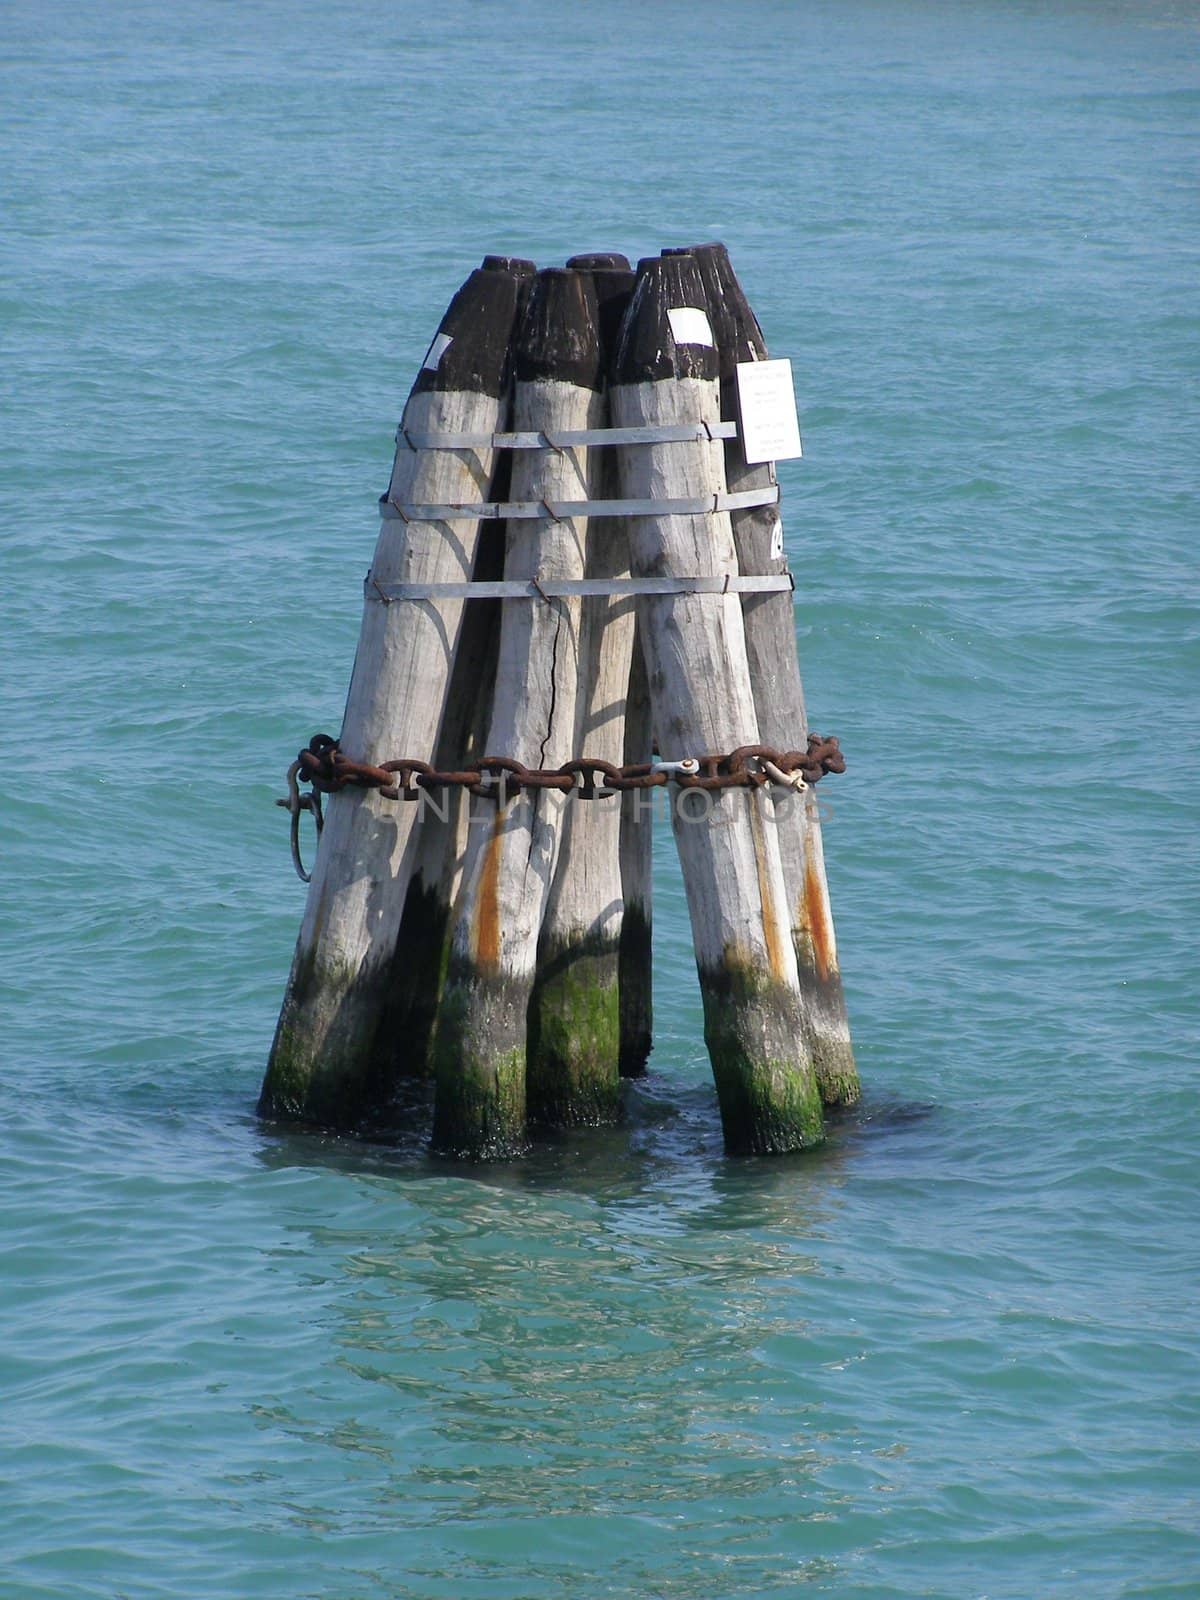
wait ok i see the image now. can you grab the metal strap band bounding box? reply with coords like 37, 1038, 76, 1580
364, 574, 795, 602
378, 485, 779, 523
397, 421, 739, 451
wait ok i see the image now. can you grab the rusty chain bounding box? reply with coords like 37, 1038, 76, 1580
297, 730, 842, 799
277, 733, 844, 882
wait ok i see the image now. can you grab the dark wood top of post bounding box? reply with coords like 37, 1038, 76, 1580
513, 267, 602, 391
481, 255, 537, 277
664, 243, 768, 378
413, 266, 524, 399
615, 255, 719, 385
566, 252, 632, 271
570, 262, 636, 382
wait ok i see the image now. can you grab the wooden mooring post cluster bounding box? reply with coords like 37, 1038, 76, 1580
262, 245, 858, 1159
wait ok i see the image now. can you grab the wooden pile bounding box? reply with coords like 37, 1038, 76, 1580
261, 245, 858, 1159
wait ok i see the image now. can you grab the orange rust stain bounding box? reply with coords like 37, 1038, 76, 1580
473, 812, 504, 969
748, 797, 788, 983
804, 854, 834, 981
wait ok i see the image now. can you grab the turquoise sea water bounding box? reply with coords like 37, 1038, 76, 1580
3, 1, 1198, 1595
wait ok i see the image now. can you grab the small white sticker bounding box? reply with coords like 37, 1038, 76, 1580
667, 306, 714, 347
422, 331, 453, 371
770, 517, 784, 561
735, 358, 803, 464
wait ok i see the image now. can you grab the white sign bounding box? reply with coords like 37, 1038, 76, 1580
422, 331, 453, 371
735, 358, 803, 464
667, 306, 714, 348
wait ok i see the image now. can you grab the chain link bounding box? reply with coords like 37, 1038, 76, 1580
277, 734, 844, 882
290, 731, 843, 803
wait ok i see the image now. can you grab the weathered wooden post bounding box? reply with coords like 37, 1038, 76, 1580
380, 503, 505, 1080
666, 243, 859, 1107
432, 268, 604, 1157
561, 256, 655, 1079
526, 255, 640, 1123
383, 258, 540, 1084
611, 254, 825, 1154
259, 259, 526, 1126
618, 628, 654, 1074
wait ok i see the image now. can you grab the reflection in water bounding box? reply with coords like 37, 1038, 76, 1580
248, 1083, 935, 1590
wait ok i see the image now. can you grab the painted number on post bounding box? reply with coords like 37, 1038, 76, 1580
735, 358, 803, 465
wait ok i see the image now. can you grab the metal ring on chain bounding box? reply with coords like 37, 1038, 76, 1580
275, 760, 325, 883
